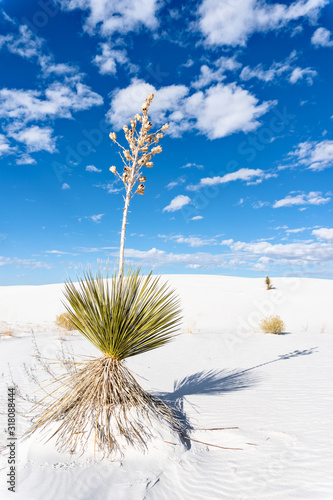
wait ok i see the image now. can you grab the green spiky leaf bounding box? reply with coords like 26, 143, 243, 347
63, 266, 182, 359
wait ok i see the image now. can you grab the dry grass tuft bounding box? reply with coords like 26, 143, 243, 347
259, 315, 285, 334
0, 328, 15, 338
55, 312, 76, 331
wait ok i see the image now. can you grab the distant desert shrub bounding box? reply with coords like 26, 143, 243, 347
259, 315, 285, 334
265, 275, 274, 290
0, 328, 15, 338
55, 312, 76, 331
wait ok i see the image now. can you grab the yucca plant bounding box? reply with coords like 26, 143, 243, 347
26, 95, 184, 457
265, 275, 274, 290
26, 266, 183, 455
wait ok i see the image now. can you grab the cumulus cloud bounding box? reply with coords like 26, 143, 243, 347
93, 43, 129, 74
62, 183, 71, 190
0, 77, 102, 157
163, 195, 191, 212
8, 126, 57, 153
312, 228, 333, 241
192, 56, 241, 89
273, 191, 330, 208
311, 27, 333, 47
0, 78, 103, 125
288, 140, 333, 171
16, 154, 36, 165
107, 78, 273, 139
197, 0, 328, 47
1, 25, 43, 59
86, 164, 102, 173
190, 215, 203, 220
289, 66, 317, 84
106, 78, 189, 132
59, 0, 160, 36
187, 168, 273, 191
240, 50, 317, 85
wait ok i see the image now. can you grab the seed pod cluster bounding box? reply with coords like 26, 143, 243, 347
108, 93, 169, 198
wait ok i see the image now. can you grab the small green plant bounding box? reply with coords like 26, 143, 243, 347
259, 315, 285, 334
265, 275, 274, 290
55, 312, 76, 331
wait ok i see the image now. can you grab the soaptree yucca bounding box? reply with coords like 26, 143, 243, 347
26, 97, 184, 456
27, 267, 183, 455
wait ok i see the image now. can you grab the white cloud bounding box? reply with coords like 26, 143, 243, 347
289, 140, 333, 171
286, 227, 307, 234
0, 78, 103, 125
62, 183, 71, 190
311, 27, 333, 47
240, 50, 317, 85
8, 125, 57, 153
107, 78, 273, 139
0, 24, 75, 77
0, 256, 52, 269
59, 0, 160, 36
93, 43, 129, 74
106, 237, 333, 273
0, 77, 102, 156
187, 168, 273, 191
94, 182, 123, 194
0, 134, 11, 156
39, 56, 76, 77
16, 154, 36, 165
197, 0, 328, 47
181, 162, 204, 169
86, 164, 102, 173
312, 228, 333, 241
118, 247, 229, 269
3, 25, 43, 59
192, 56, 241, 89
273, 191, 330, 208
223, 238, 333, 265
166, 177, 185, 189
185, 83, 274, 139
173, 235, 215, 247
190, 215, 203, 221
45, 250, 74, 255
289, 66, 317, 84
106, 78, 189, 132
89, 214, 104, 223
163, 195, 191, 212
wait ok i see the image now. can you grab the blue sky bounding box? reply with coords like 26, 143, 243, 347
0, 0, 333, 285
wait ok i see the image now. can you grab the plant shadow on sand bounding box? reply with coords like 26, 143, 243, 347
155, 347, 317, 449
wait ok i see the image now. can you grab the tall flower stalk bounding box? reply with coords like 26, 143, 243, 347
108, 93, 169, 278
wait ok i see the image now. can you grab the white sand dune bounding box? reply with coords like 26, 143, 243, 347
1, 276, 333, 499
